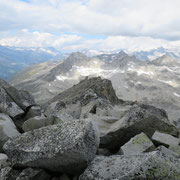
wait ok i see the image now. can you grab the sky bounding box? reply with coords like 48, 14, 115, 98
1, 0, 180, 52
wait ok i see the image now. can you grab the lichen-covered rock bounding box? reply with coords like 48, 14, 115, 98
16, 168, 51, 180
0, 113, 20, 152
121, 132, 155, 155
3, 119, 99, 175
80, 147, 180, 180
152, 131, 179, 147
99, 104, 178, 150
169, 145, 180, 155
0, 167, 21, 180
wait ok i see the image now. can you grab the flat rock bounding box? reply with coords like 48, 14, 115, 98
121, 132, 155, 155
152, 131, 179, 147
99, 104, 178, 150
0, 113, 20, 152
80, 147, 180, 180
3, 119, 99, 175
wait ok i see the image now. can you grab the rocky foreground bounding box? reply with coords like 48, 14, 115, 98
0, 76, 180, 179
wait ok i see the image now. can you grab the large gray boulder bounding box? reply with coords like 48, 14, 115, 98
80, 147, 180, 180
0, 113, 20, 152
152, 131, 180, 147
121, 132, 155, 155
99, 104, 178, 150
3, 119, 99, 175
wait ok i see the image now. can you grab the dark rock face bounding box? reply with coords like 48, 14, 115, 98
3, 119, 99, 175
80, 147, 180, 180
46, 77, 119, 107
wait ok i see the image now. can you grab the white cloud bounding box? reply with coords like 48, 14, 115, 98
1, 0, 180, 51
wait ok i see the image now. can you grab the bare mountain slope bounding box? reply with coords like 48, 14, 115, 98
10, 52, 180, 122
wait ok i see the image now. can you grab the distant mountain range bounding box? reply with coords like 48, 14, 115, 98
9, 51, 180, 123
0, 45, 67, 79
1, 45, 180, 80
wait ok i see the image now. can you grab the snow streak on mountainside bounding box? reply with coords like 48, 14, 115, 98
10, 51, 180, 123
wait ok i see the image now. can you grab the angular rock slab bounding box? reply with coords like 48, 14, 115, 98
152, 131, 179, 147
0, 86, 24, 118
0, 113, 20, 152
99, 104, 178, 150
121, 132, 155, 155
80, 148, 180, 180
3, 119, 99, 175
0, 78, 35, 111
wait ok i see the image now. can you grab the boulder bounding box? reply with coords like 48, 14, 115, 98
169, 145, 180, 155
16, 168, 51, 180
152, 131, 179, 147
0, 167, 20, 180
0, 78, 35, 111
22, 115, 53, 132
121, 132, 155, 155
0, 86, 24, 118
80, 147, 180, 180
24, 105, 42, 120
3, 119, 99, 175
0, 113, 20, 152
99, 104, 178, 150
0, 153, 8, 168
22, 114, 73, 132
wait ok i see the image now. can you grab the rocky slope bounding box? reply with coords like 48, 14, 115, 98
10, 51, 180, 123
1, 77, 180, 179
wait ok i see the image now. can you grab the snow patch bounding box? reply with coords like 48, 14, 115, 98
56, 75, 70, 82
174, 92, 180, 97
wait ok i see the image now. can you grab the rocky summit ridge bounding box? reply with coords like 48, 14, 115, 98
0, 76, 180, 179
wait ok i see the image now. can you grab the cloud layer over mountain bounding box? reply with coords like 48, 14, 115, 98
1, 0, 180, 51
